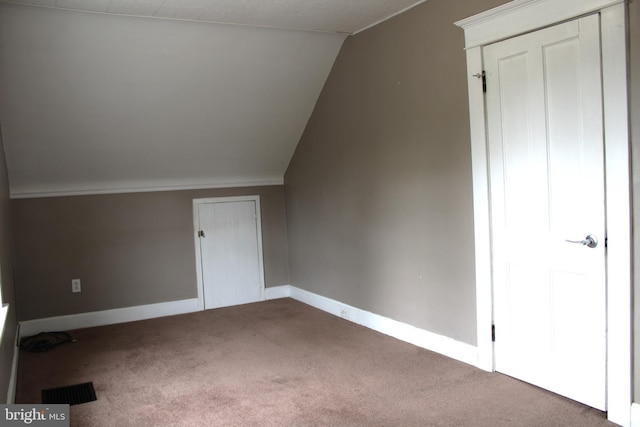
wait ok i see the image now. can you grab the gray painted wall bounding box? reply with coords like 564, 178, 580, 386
285, 0, 509, 346
11, 186, 289, 321
0, 126, 17, 402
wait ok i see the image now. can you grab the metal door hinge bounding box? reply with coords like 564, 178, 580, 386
491, 324, 496, 342
198, 230, 205, 238
473, 71, 486, 93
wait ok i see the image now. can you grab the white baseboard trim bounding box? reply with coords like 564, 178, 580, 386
6, 329, 19, 404
283, 285, 479, 367
17, 287, 479, 369
630, 402, 640, 427
19, 298, 201, 339
264, 285, 292, 300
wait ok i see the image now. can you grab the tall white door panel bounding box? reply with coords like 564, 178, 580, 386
196, 198, 264, 310
484, 15, 606, 410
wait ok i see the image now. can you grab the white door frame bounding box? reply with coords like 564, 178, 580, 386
455, 1, 631, 425
193, 195, 266, 311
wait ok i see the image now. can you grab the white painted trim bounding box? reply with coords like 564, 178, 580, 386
264, 285, 291, 300
455, 0, 624, 48
10, 178, 284, 200
631, 403, 640, 427
193, 201, 206, 312
456, 1, 631, 425
18, 298, 201, 339
600, 4, 632, 426
192, 195, 266, 311
17, 285, 478, 380
0, 304, 15, 404
464, 46, 494, 373
0, 305, 8, 346
6, 330, 18, 404
287, 286, 479, 367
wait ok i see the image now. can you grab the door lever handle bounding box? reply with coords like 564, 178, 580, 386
565, 234, 598, 248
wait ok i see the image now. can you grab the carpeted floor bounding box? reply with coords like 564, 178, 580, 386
16, 298, 614, 426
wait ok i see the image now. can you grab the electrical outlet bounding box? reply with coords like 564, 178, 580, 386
71, 279, 81, 293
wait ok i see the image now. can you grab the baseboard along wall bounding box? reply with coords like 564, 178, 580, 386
19, 286, 478, 369
266, 285, 478, 367
631, 402, 640, 427
6, 330, 19, 404
18, 298, 201, 339
18, 286, 635, 421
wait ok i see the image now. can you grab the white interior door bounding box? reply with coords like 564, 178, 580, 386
196, 198, 264, 310
485, 15, 606, 410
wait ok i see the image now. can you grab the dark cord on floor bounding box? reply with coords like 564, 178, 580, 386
19, 332, 76, 352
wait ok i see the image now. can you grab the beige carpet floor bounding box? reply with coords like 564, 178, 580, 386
16, 298, 614, 426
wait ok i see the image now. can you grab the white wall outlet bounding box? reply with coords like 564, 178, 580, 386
71, 279, 81, 293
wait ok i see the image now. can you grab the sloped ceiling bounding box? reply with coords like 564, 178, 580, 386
0, 1, 425, 198
1, 0, 426, 34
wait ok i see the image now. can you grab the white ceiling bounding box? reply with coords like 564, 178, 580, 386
0, 1, 425, 198
0, 0, 426, 34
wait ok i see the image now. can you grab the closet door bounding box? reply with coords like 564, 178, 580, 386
196, 198, 264, 309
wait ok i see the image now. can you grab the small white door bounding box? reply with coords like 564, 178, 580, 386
196, 198, 264, 309
485, 15, 606, 410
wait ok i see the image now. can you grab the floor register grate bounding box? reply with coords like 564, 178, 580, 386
41, 382, 97, 406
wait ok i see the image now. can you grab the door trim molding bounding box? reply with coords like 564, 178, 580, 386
454, 0, 624, 48
192, 195, 266, 311
455, 1, 631, 425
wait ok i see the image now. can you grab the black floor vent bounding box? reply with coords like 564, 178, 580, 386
42, 382, 97, 405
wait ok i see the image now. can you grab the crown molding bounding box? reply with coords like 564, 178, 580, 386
9, 178, 284, 199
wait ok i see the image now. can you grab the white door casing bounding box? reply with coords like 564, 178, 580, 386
193, 196, 265, 310
485, 15, 605, 410
455, 0, 630, 425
